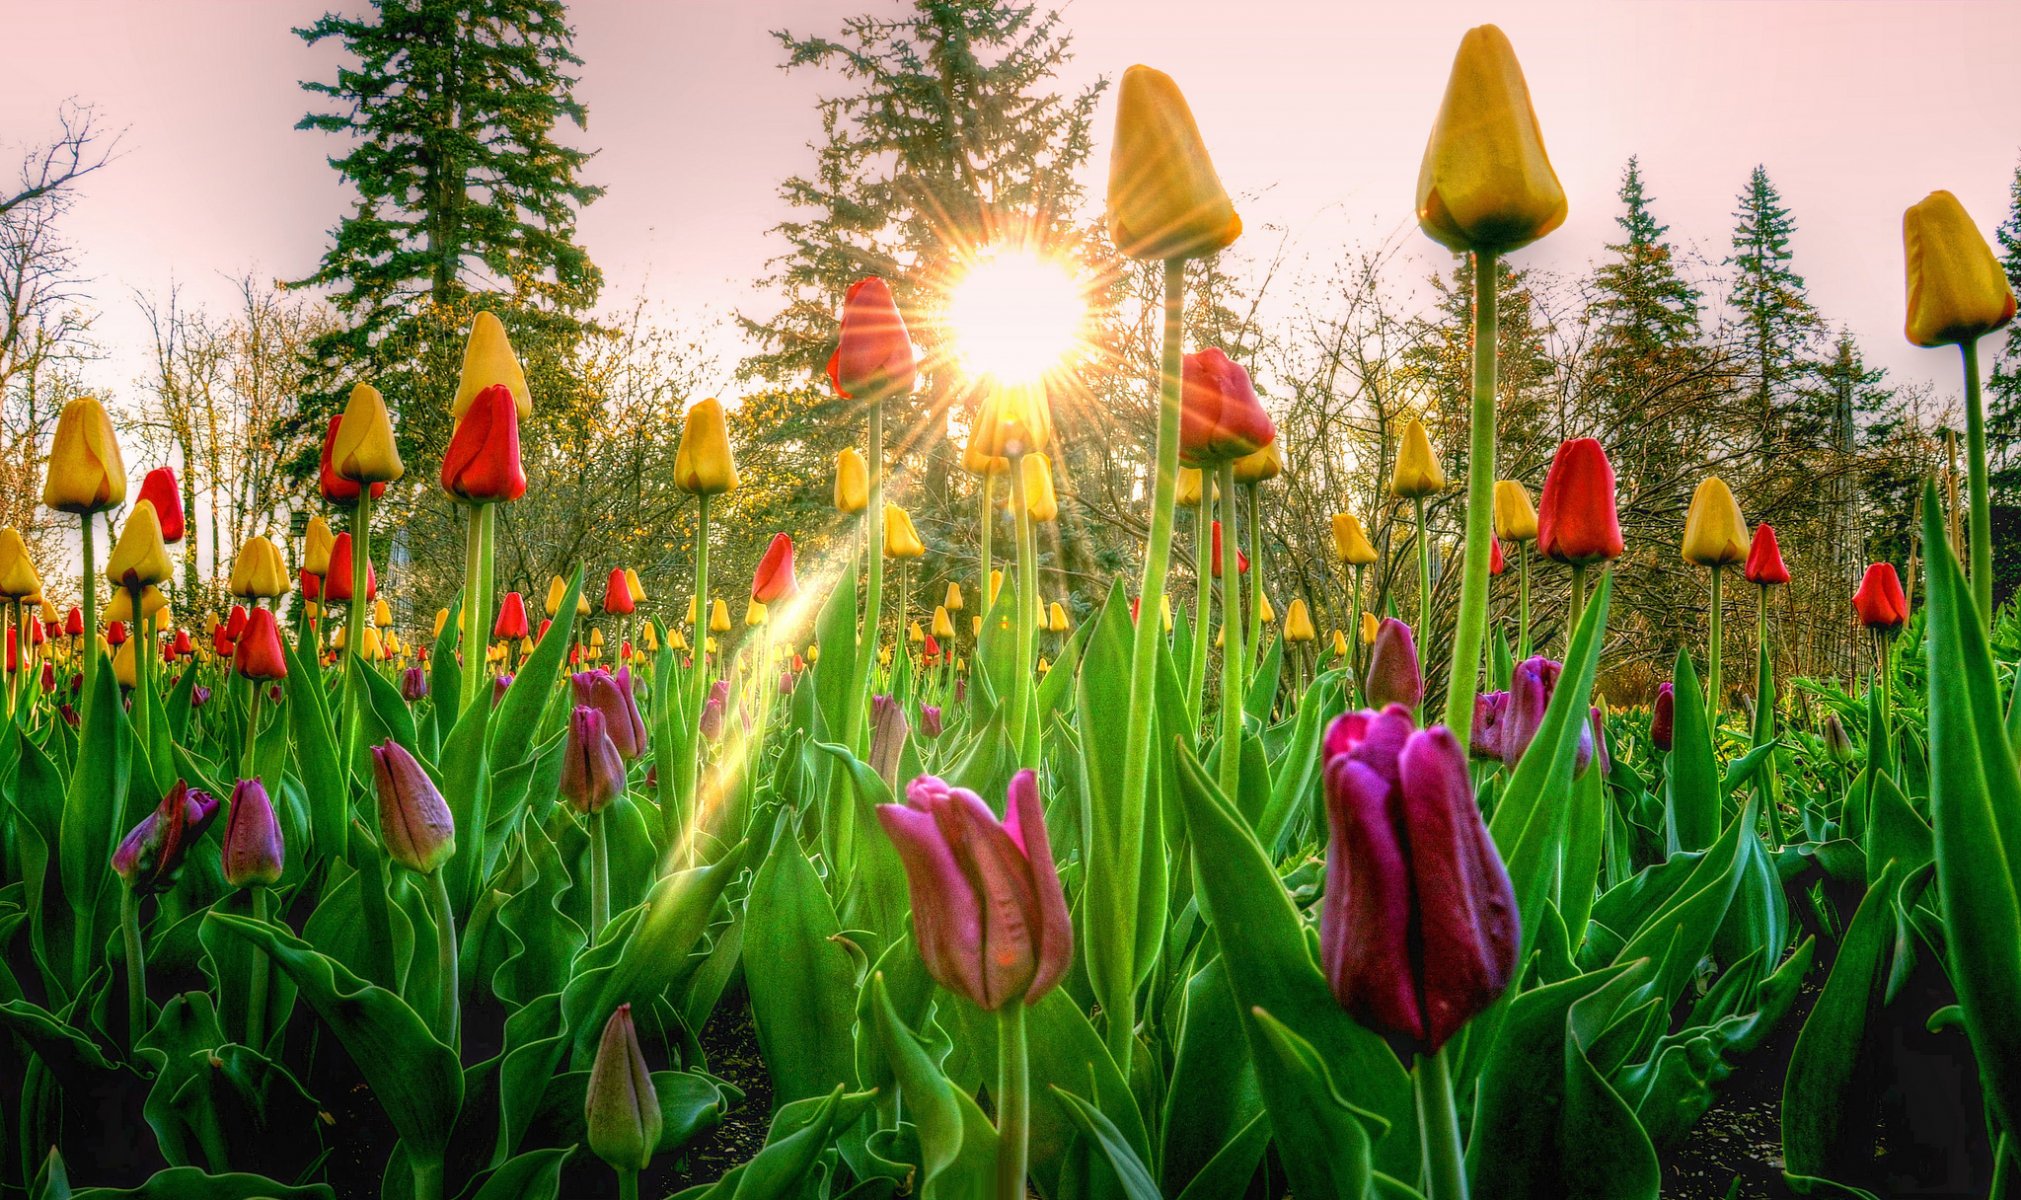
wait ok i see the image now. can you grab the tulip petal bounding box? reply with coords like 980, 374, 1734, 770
1322, 756, 1422, 1045
1004, 769, 1073, 1002
879, 792, 988, 1007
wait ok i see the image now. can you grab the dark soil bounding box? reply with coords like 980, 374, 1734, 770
644, 996, 775, 1196
1658, 980, 1814, 1200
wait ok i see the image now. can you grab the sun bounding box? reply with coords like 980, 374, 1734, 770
944, 249, 1089, 388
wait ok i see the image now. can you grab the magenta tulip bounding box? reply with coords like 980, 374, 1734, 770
220, 779, 284, 888
114, 779, 222, 893
1363, 618, 1423, 710
562, 706, 626, 814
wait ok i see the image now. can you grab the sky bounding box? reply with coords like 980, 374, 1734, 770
2, 0, 2017, 419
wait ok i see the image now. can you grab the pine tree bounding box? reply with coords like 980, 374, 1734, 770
1726, 165, 1821, 459
1591, 157, 1701, 365
1985, 154, 2021, 502
290, 0, 605, 496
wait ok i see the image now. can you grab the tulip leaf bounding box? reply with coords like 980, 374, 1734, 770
201, 910, 461, 1164
1247, 1007, 1377, 1200
744, 812, 859, 1107
868, 972, 995, 1200
463, 1147, 572, 1200
1782, 862, 1898, 1186
1172, 1111, 1270, 1200
668, 1086, 878, 1200
57, 656, 131, 989
1076, 582, 1146, 1067
493, 565, 581, 773
1160, 956, 1261, 1197
1664, 648, 1718, 855
66, 1169, 335, 1200
1049, 1086, 1163, 1200
1253, 671, 1338, 858
283, 634, 349, 863
816, 739, 910, 948
437, 680, 493, 914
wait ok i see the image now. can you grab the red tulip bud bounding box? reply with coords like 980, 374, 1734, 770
561, 706, 625, 813
602, 567, 635, 615
751, 533, 798, 604
1180, 349, 1274, 467
828, 277, 916, 399
440, 383, 527, 503
1536, 438, 1623, 566
234, 607, 288, 681
1744, 523, 1790, 586
369, 740, 455, 873
1853, 562, 1907, 631
138, 467, 185, 544
494, 592, 530, 641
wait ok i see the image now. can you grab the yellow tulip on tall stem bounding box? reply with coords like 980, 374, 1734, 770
673, 398, 739, 855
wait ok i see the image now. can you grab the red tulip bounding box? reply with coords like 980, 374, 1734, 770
494, 592, 530, 640
107, 620, 128, 647
225, 605, 249, 641
113, 779, 222, 893
441, 383, 527, 503
751, 533, 798, 603
561, 705, 625, 813
213, 626, 235, 657
1744, 524, 1790, 586
1490, 532, 1506, 576
1853, 563, 1908, 631
234, 607, 288, 681
1651, 682, 1675, 752
1535, 438, 1623, 566
1179, 348, 1275, 467
324, 534, 376, 602
319, 416, 387, 504
172, 629, 193, 657
300, 570, 322, 601
138, 467, 185, 544
537, 618, 552, 643
828, 277, 916, 399
602, 568, 635, 615
1209, 520, 1249, 577
65, 605, 83, 636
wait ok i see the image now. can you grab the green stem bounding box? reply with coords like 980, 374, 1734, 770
427, 869, 459, 1048
1414, 1045, 1469, 1200
1415, 494, 1431, 721
679, 494, 711, 854
995, 1000, 1031, 1200
1707, 565, 1724, 733
460, 503, 495, 714
1244, 481, 1263, 679
247, 886, 270, 1052
1961, 339, 1993, 631
1877, 632, 1895, 755
1441, 248, 1499, 737
80, 514, 97, 722
1109, 258, 1186, 1074
1348, 563, 1365, 701
1010, 453, 1036, 764
1218, 462, 1243, 802
1189, 508, 1211, 727
341, 491, 372, 769
1567, 562, 1587, 650
130, 586, 151, 757
979, 471, 993, 623
856, 395, 886, 752
121, 884, 145, 1046
590, 807, 610, 945
618, 1167, 640, 1200
1517, 542, 1531, 660
242, 668, 263, 781
411, 1158, 443, 1200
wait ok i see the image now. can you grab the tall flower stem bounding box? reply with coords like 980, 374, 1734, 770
1960, 339, 1993, 631
677, 494, 712, 854
1217, 462, 1243, 801
460, 503, 495, 714
1567, 562, 1587, 651
1348, 563, 1366, 699
1517, 542, 1531, 660
1440, 248, 1499, 736
854, 394, 886, 752
427, 869, 459, 1048
242, 677, 263, 780
1244, 481, 1264, 679
1414, 1046, 1469, 1200
979, 473, 994, 622
1189, 509, 1211, 725
617, 1167, 640, 1200
995, 1000, 1031, 1200
1707, 565, 1724, 731
247, 886, 271, 1051
121, 884, 145, 1045
1110, 258, 1186, 1074
79, 515, 97, 719
1010, 453, 1037, 764
589, 807, 610, 945
341, 491, 373, 767
130, 585, 152, 756
1414, 495, 1431, 669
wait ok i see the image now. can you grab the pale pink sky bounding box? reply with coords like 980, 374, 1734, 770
2, 0, 2016, 416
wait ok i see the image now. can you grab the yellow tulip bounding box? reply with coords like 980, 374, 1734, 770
1232, 440, 1283, 484
746, 599, 767, 628
625, 568, 647, 605
303, 516, 335, 576
576, 590, 590, 618
229, 536, 291, 599
373, 598, 393, 628
1260, 594, 1276, 624
909, 620, 926, 645
932, 605, 955, 639
1161, 593, 1174, 634
884, 504, 926, 559
971, 381, 1052, 461
1106, 65, 1242, 261
671, 629, 689, 652
943, 582, 965, 612
961, 437, 1010, 477
307, 601, 320, 621
709, 598, 731, 634
0, 527, 42, 599
878, 647, 892, 668
1177, 467, 1211, 508
42, 396, 126, 514
705, 636, 719, 655
988, 569, 1004, 606
1415, 25, 1567, 254
1493, 480, 1539, 543
589, 626, 605, 648
107, 500, 172, 589
1332, 628, 1350, 659
674, 398, 739, 495
113, 638, 136, 688
1331, 513, 1378, 566
1903, 190, 2016, 347
1390, 419, 1446, 499
1284, 598, 1316, 643
1681, 476, 1749, 568
332, 383, 405, 484
1020, 452, 1059, 523
686, 596, 699, 625
434, 608, 450, 638
641, 622, 660, 651
1048, 601, 1069, 634
835, 447, 870, 513
1361, 611, 1381, 645
452, 311, 533, 421
360, 625, 386, 663
105, 585, 168, 624
972, 616, 983, 638
545, 575, 567, 617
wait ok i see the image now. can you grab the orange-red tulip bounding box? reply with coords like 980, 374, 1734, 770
137, 467, 185, 544
494, 592, 530, 641
1180, 349, 1274, 466
1745, 524, 1790, 587
233, 607, 288, 681
602, 568, 635, 615
1535, 438, 1623, 566
441, 383, 527, 503
1853, 563, 1907, 631
828, 277, 916, 399
752, 533, 798, 604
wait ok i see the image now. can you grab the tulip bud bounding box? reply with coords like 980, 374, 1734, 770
323, 533, 377, 603
494, 592, 530, 640
442, 382, 527, 503
452, 311, 533, 420
971, 381, 1052, 461
1823, 712, 1855, 764
1332, 628, 1350, 660
1681, 476, 1749, 568
1490, 533, 1506, 576
827, 277, 917, 399
1390, 418, 1446, 499
1469, 691, 1508, 761
943, 582, 964, 612
373, 598, 393, 628
1651, 682, 1674, 752
65, 605, 83, 636
877, 770, 1073, 1009
585, 1003, 661, 1173
401, 666, 429, 703
709, 598, 731, 634
1048, 601, 1069, 634
869, 693, 910, 786
562, 706, 626, 813
673, 398, 739, 495
1853, 562, 1908, 631
931, 605, 955, 640
303, 516, 335, 576
1209, 520, 1249, 578
910, 619, 927, 645
1321, 707, 1518, 1055
327, 382, 404, 485
1106, 65, 1241, 261
370, 740, 455, 873
1019, 452, 1059, 523
234, 608, 288, 682
1232, 439, 1283, 484
137, 467, 185, 544
834, 447, 870, 514
918, 703, 944, 739
1363, 618, 1423, 710
1902, 190, 2016, 347
884, 504, 926, 559
493, 674, 513, 706
1177, 467, 1211, 508
0, 527, 42, 599
1415, 25, 1566, 254
572, 666, 647, 759
1491, 655, 1595, 775
44, 397, 128, 514
1536, 438, 1623, 566
1283, 598, 1316, 643
752, 533, 798, 603
1330, 513, 1378, 566
221, 778, 284, 888
1745, 524, 1790, 587
1179, 349, 1274, 466
107, 500, 174, 590
602, 568, 635, 616
1493, 480, 1538, 543
229, 536, 292, 599
113, 779, 222, 893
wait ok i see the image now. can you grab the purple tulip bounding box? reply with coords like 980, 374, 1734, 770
870, 694, 908, 785
1590, 706, 1611, 778
954, 677, 967, 704
1363, 618, 1422, 710
1500, 655, 1594, 776
1320, 705, 1517, 1056
778, 669, 796, 696
586, 1003, 660, 1171
114, 779, 222, 893
400, 666, 429, 703
699, 696, 725, 744
877, 770, 1073, 1010
1470, 691, 1508, 761
572, 667, 646, 758
220, 778, 284, 888
369, 740, 456, 874
191, 685, 212, 709
918, 703, 943, 739
563, 705, 626, 814
493, 674, 514, 706
1651, 682, 1674, 751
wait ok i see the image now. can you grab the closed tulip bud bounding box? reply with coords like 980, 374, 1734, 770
452, 311, 533, 421
1853, 563, 1908, 631
1681, 476, 1749, 568
834, 447, 870, 514
1363, 618, 1423, 710
360, 626, 386, 662
233, 608, 288, 681
1536, 438, 1623, 566
1208, 520, 1249, 578
752, 533, 798, 603
1179, 349, 1274, 466
1048, 602, 1069, 633
1106, 65, 1241, 261
1332, 628, 1350, 659
1651, 682, 1675, 752
1232, 439, 1283, 485
989, 570, 1004, 605
869, 692, 910, 785
972, 615, 983, 638
493, 674, 513, 705
673, 398, 739, 495
221, 779, 284, 888
1321, 707, 1518, 1055
0, 527, 41, 599
1260, 594, 1276, 624
878, 769, 1072, 1009
640, 622, 659, 651
1415, 25, 1566, 254
574, 665, 647, 759
909, 619, 927, 645
107, 500, 174, 589
108, 620, 128, 647
1284, 598, 1316, 643
1903, 190, 2016, 347
65, 605, 83, 636
323, 534, 376, 602
303, 516, 335, 576
113, 779, 222, 893
107, 584, 169, 626
229, 536, 291, 599
441, 382, 527, 503
137, 467, 185, 544
602, 567, 634, 615
494, 592, 529, 640
1823, 712, 1855, 764
1361, 610, 1381, 645
112, 637, 136, 686
971, 381, 1052, 461
401, 666, 429, 702
43, 397, 127, 514
943, 582, 964, 612
328, 383, 403, 485
1177, 467, 1211, 508
586, 1003, 661, 1173
1494, 655, 1595, 775
373, 598, 393, 628
699, 693, 725, 742
544, 575, 567, 618
709, 598, 731, 634
919, 703, 943, 739
1469, 691, 1508, 761
1390, 419, 1446, 499
828, 276, 917, 399
1743, 523, 1791, 586
1331, 513, 1378, 566
884, 504, 926, 559
562, 705, 626, 813
1020, 452, 1059, 522
370, 740, 455, 873
932, 605, 955, 640
745, 599, 766, 628
1490, 533, 1506, 576
1493, 480, 1538, 543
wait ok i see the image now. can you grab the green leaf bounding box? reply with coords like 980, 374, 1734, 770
464, 1147, 573, 1200
1665, 648, 1719, 854
744, 812, 859, 1106
868, 972, 995, 1200
1050, 1086, 1163, 1200
284, 634, 348, 863
1248, 1008, 1377, 1200
1781, 862, 1897, 1185
1159, 957, 1261, 1197
68, 1169, 334, 1200
493, 566, 581, 772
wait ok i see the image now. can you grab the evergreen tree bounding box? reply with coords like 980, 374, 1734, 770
289, 0, 605, 499
1591, 157, 1701, 364
1985, 154, 2021, 502
1726, 165, 1821, 458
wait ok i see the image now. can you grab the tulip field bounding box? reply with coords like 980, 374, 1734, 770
7, 18, 2021, 1200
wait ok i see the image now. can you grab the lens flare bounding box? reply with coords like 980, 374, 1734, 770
945, 250, 1088, 387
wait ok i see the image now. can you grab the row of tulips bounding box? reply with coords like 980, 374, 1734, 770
4, 18, 2020, 1200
